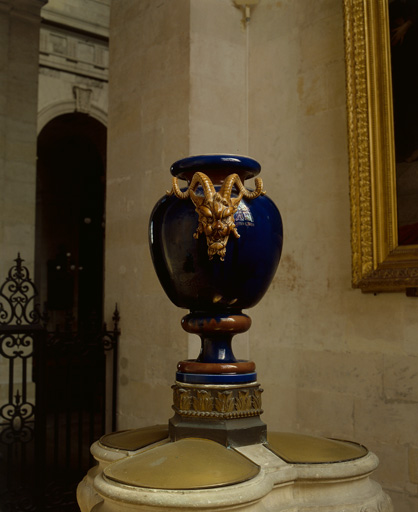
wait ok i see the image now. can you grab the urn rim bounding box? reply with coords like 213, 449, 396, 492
170, 154, 261, 183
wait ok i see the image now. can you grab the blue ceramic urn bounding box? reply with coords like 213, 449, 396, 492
149, 155, 283, 315
149, 155, 282, 386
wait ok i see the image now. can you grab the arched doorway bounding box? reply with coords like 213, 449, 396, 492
30, 113, 113, 507
36, 113, 106, 328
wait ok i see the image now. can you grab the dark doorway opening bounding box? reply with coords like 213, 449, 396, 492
36, 113, 106, 330
21, 113, 112, 510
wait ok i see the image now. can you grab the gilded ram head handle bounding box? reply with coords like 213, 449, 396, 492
168, 172, 265, 261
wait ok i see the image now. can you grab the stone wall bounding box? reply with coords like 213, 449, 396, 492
106, 1, 418, 510
106, 0, 191, 427
0, 0, 45, 278
38, 0, 109, 132
247, 3, 418, 510
0, 0, 46, 398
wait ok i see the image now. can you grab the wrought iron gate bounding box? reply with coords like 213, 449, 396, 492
0, 255, 119, 511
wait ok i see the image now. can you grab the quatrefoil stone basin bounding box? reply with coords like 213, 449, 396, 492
149, 155, 283, 313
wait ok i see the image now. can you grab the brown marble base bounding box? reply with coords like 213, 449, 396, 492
181, 313, 252, 335
177, 360, 256, 374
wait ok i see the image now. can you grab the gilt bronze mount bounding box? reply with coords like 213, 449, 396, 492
169, 171, 265, 260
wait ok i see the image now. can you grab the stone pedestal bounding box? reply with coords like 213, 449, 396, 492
77, 425, 393, 512
78, 154, 392, 512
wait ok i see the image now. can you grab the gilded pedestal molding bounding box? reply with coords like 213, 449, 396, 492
172, 381, 263, 419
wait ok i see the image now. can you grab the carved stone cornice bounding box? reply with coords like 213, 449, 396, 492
0, 0, 47, 20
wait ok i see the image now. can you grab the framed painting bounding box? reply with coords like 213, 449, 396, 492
344, 0, 418, 293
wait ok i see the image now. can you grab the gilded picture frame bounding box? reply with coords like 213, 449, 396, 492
344, 0, 418, 293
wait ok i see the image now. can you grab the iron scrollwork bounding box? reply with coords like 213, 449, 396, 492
0, 255, 121, 510
102, 304, 120, 352
0, 390, 34, 444
0, 255, 41, 448
0, 254, 41, 326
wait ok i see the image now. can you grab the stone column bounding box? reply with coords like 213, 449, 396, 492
105, 0, 252, 431
105, 0, 192, 428
0, 0, 46, 276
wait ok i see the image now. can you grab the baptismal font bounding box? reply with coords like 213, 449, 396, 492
78, 155, 393, 512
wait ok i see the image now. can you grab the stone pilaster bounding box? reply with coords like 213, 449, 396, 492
0, 0, 46, 276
